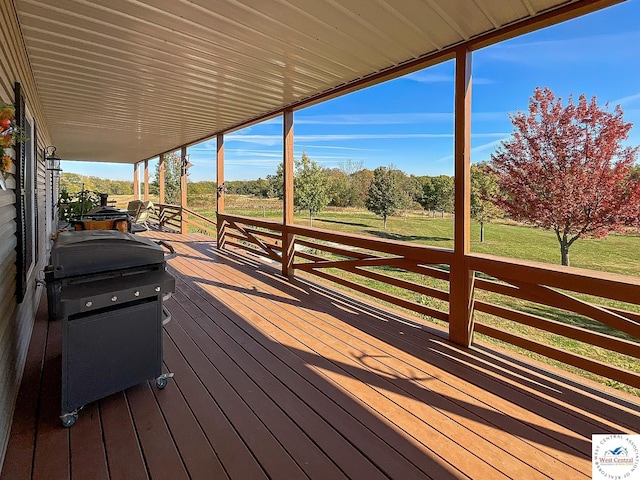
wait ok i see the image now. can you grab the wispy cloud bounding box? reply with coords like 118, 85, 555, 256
295, 112, 451, 125
295, 144, 373, 151
404, 72, 494, 85
472, 138, 507, 156
433, 137, 508, 164
405, 72, 452, 83
294, 111, 506, 126
226, 158, 281, 166
611, 93, 640, 108
225, 134, 282, 146
226, 149, 282, 158
227, 132, 509, 145
484, 31, 640, 65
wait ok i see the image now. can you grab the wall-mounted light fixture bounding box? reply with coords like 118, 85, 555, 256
45, 146, 61, 174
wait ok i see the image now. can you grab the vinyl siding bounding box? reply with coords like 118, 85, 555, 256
0, 1, 52, 469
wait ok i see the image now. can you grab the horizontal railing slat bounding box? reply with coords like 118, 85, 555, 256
475, 300, 640, 358
474, 322, 640, 389
306, 267, 449, 322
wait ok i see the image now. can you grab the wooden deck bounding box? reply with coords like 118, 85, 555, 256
2, 232, 639, 480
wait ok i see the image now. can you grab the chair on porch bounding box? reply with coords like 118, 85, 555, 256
127, 200, 154, 233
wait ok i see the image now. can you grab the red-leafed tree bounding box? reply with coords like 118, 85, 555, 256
490, 87, 640, 266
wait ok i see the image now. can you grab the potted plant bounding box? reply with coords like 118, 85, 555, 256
0, 103, 27, 191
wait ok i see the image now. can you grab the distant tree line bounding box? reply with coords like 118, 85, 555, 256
59, 172, 133, 195
142, 151, 490, 229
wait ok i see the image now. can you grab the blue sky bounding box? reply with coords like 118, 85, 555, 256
63, 0, 640, 183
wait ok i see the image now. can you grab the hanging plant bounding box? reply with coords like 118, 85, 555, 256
0, 103, 27, 191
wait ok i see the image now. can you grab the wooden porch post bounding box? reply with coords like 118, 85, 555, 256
180, 146, 188, 234
158, 154, 165, 204
449, 46, 475, 347
216, 134, 225, 248
282, 109, 295, 278
143, 159, 149, 201
133, 162, 140, 200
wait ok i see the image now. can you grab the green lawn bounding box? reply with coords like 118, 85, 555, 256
300, 209, 640, 277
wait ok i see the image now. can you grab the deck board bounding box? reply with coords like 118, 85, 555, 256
0, 295, 48, 480
2, 232, 639, 480
31, 316, 69, 480
100, 391, 148, 480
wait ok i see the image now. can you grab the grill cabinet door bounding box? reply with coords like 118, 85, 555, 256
62, 298, 162, 413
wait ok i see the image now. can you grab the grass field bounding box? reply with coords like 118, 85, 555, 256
201, 195, 640, 276
112, 194, 640, 393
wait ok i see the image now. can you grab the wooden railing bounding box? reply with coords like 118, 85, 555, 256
288, 223, 453, 323
153, 203, 182, 232
217, 213, 284, 262
152, 204, 218, 236
216, 213, 640, 391
469, 254, 640, 389
182, 207, 218, 236
218, 213, 453, 320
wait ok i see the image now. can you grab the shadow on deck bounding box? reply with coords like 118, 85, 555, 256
2, 232, 638, 480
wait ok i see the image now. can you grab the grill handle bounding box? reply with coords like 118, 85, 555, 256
156, 240, 177, 261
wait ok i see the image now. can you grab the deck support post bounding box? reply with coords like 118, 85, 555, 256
133, 162, 140, 200
180, 146, 188, 235
158, 154, 165, 229
159, 154, 165, 204
282, 109, 295, 278
144, 159, 149, 201
216, 134, 226, 248
449, 46, 475, 347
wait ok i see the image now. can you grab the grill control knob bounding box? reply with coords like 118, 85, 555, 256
134, 291, 140, 297
85, 301, 92, 307
111, 296, 118, 302
155, 287, 161, 292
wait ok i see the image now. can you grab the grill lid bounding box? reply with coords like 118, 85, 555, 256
49, 230, 166, 279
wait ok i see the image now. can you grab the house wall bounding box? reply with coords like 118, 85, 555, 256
0, 2, 52, 469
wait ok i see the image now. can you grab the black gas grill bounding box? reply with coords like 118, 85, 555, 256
45, 230, 176, 427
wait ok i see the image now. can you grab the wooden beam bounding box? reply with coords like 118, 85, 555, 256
180, 146, 188, 235
159, 154, 165, 204
449, 46, 474, 347
282, 110, 295, 278
216, 134, 225, 248
133, 162, 140, 200
144, 159, 149, 201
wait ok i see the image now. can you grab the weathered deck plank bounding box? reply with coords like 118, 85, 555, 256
2, 232, 639, 480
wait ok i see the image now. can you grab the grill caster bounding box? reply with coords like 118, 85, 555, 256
61, 412, 78, 428
156, 372, 174, 389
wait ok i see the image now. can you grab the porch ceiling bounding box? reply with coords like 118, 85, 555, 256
14, 0, 609, 164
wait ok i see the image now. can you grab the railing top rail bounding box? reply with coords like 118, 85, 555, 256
218, 213, 284, 232
287, 223, 454, 263
469, 253, 640, 305
182, 207, 216, 224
